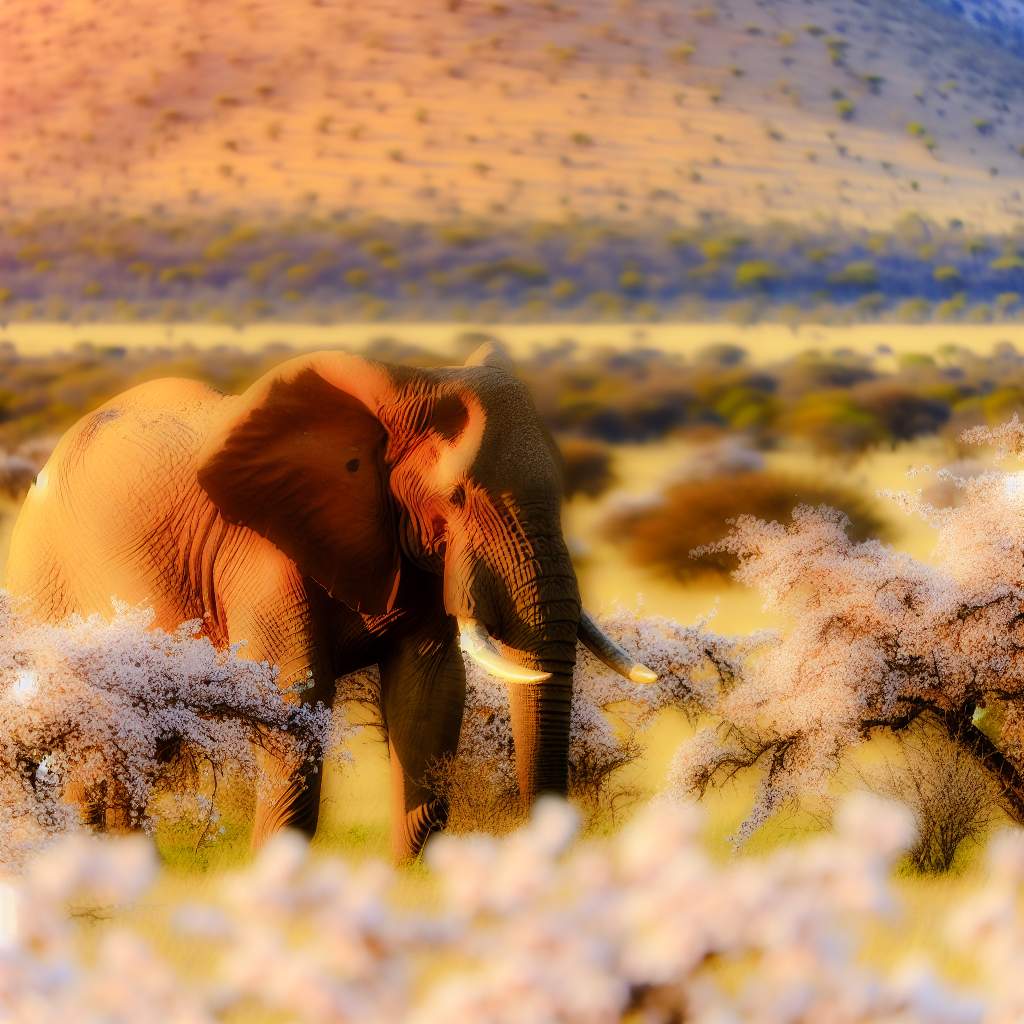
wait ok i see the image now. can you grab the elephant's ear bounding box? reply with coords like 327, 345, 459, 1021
197, 364, 400, 615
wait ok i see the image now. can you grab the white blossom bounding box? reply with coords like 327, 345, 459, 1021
0, 595, 338, 867
675, 422, 1024, 841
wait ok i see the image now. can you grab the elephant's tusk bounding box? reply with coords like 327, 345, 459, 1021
457, 618, 552, 683
578, 610, 658, 684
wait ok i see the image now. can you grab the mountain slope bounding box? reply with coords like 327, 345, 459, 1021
3, 0, 1024, 227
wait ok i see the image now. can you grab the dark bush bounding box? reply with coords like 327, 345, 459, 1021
850, 383, 951, 440
780, 393, 888, 453
558, 438, 616, 499
606, 470, 888, 580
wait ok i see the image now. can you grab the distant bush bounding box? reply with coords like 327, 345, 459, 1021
734, 260, 782, 289
834, 98, 856, 120
668, 42, 695, 63
828, 260, 879, 288
782, 392, 888, 452
558, 438, 616, 499
991, 254, 1024, 271
695, 342, 747, 366
825, 36, 848, 64
604, 469, 887, 580
933, 264, 962, 284
850, 382, 951, 440
936, 292, 968, 319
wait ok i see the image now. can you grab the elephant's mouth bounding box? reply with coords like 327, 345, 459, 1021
456, 613, 656, 686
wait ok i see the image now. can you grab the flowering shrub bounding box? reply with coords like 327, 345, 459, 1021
673, 416, 1024, 842
0, 587, 726, 864
18, 416, 1024, 873
0, 595, 334, 866
1, 792, 1015, 1022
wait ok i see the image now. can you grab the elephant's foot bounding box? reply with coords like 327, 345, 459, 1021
393, 797, 449, 862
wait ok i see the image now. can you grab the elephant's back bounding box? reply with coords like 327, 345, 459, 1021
40, 377, 222, 506
4, 378, 226, 621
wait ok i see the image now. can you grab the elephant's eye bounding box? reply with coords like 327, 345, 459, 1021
345, 458, 360, 473
450, 484, 467, 508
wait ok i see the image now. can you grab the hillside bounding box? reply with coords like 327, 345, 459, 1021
4, 0, 1024, 228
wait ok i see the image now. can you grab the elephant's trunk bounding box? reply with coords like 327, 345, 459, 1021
446, 514, 581, 805
498, 545, 581, 804
508, 672, 572, 800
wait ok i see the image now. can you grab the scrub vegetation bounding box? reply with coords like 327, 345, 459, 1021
8, 213, 1024, 322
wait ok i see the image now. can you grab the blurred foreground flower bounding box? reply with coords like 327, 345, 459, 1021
0, 793, 1012, 1023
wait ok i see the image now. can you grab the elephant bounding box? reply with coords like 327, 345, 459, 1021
3, 343, 655, 859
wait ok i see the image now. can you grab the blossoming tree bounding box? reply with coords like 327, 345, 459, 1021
673, 417, 1024, 841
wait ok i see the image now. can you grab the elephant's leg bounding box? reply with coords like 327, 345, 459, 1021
379, 616, 465, 861
227, 578, 334, 849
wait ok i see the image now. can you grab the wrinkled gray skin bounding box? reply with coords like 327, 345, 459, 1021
6, 343, 648, 860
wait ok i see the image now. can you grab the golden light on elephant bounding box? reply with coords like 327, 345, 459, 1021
4, 343, 654, 861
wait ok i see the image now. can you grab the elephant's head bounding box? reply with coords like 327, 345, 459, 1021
197, 343, 654, 804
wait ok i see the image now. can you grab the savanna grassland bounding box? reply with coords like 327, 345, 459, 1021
6, 331, 1022, 1013
0, 327, 1016, 857
11, 0, 1024, 1017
